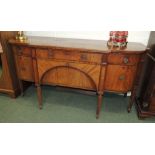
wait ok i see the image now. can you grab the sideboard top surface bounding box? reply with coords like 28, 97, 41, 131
9, 36, 146, 53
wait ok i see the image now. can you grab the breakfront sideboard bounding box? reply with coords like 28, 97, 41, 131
9, 36, 146, 118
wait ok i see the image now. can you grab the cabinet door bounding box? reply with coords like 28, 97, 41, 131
105, 65, 137, 92
37, 59, 101, 90
17, 56, 34, 81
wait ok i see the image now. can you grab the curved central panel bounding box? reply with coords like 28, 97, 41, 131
37, 60, 101, 91
42, 66, 96, 90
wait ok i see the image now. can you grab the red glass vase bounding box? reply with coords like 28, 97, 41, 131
108, 31, 128, 48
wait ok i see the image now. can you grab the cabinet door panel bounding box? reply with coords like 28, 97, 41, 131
37, 59, 101, 90
105, 65, 137, 92
68, 62, 101, 90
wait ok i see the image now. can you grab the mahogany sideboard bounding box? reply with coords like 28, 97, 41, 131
9, 36, 146, 118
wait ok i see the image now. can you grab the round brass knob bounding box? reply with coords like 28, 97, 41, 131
80, 54, 87, 61
123, 57, 129, 64
48, 50, 54, 58
119, 75, 125, 80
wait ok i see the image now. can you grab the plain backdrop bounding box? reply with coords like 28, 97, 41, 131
25, 31, 150, 46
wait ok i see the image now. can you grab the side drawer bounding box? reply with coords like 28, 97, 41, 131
108, 53, 140, 65
16, 56, 34, 81
13, 46, 32, 57
36, 48, 103, 64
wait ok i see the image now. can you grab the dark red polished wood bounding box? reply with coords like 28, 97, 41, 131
9, 36, 146, 118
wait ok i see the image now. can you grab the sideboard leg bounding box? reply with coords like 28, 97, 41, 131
96, 93, 103, 119
128, 86, 137, 113
124, 93, 127, 98
19, 80, 24, 96
36, 85, 43, 109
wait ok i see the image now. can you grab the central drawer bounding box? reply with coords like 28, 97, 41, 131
36, 48, 102, 64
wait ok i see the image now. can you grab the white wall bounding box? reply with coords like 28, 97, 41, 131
25, 31, 150, 46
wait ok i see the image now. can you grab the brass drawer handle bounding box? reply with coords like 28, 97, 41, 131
123, 57, 129, 64
65, 62, 70, 67
48, 49, 54, 58
64, 51, 70, 55
119, 75, 125, 80
80, 54, 88, 61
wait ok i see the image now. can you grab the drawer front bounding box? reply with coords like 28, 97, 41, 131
17, 56, 34, 81
37, 59, 101, 90
108, 53, 140, 65
79, 52, 102, 64
36, 48, 102, 64
14, 46, 32, 57
36, 48, 79, 61
105, 65, 137, 92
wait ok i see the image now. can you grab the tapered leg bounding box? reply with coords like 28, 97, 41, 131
96, 93, 103, 119
124, 93, 127, 98
19, 80, 24, 96
127, 86, 137, 112
36, 85, 42, 109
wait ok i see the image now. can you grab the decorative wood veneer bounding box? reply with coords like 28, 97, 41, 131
38, 60, 101, 90
105, 65, 137, 92
9, 36, 146, 118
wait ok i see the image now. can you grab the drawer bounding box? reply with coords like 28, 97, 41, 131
108, 53, 140, 65
79, 52, 102, 64
14, 46, 32, 57
105, 65, 137, 92
36, 48, 79, 61
36, 48, 102, 64
17, 56, 34, 81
